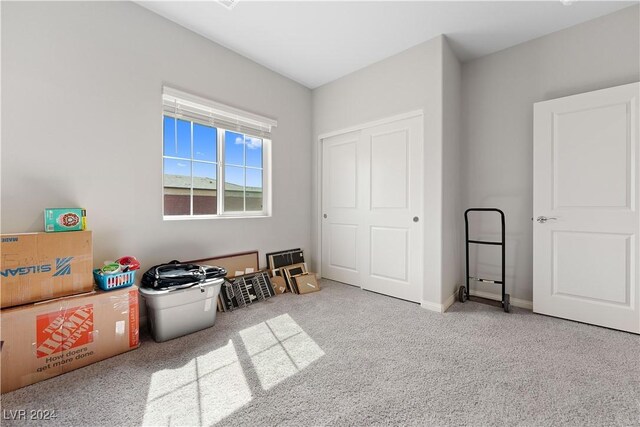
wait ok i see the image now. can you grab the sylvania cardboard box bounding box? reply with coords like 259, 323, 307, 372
0, 231, 93, 308
0, 286, 139, 393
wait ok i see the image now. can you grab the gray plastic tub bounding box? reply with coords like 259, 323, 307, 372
139, 278, 223, 342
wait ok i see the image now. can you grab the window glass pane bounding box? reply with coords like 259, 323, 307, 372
164, 118, 192, 159
245, 168, 263, 212
193, 162, 217, 215
178, 119, 192, 159
162, 116, 176, 157
245, 136, 263, 168
224, 165, 244, 212
193, 123, 217, 162
163, 158, 191, 216
225, 130, 244, 166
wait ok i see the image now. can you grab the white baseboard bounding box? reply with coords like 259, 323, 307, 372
442, 293, 456, 312
421, 292, 456, 313
421, 299, 444, 313
468, 289, 533, 310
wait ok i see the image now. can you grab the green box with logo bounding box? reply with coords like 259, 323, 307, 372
44, 208, 87, 232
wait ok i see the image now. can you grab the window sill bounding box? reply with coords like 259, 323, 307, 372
163, 214, 271, 221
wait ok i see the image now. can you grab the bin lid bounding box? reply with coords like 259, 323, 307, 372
139, 277, 224, 296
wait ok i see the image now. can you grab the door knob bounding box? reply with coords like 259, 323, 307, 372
536, 216, 557, 223
413, 216, 419, 223
323, 214, 327, 219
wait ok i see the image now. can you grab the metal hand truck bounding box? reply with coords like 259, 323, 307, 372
458, 208, 510, 313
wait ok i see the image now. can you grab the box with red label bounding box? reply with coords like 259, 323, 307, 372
0, 231, 93, 308
0, 286, 139, 393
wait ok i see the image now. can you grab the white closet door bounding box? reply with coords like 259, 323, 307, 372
321, 130, 362, 286
321, 115, 423, 303
359, 117, 423, 302
533, 82, 639, 333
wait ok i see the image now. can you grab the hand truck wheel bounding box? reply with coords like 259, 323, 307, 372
458, 285, 468, 303
503, 294, 510, 313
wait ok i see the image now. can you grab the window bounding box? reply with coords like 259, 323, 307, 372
223, 130, 264, 212
162, 87, 276, 218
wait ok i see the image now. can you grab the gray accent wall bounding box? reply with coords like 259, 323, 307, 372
1, 2, 312, 270
461, 5, 640, 303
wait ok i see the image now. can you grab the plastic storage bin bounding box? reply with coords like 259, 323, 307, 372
93, 269, 136, 291
139, 278, 223, 342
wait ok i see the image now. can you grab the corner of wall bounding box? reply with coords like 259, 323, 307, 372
421, 291, 456, 313
420, 35, 446, 305
440, 36, 464, 306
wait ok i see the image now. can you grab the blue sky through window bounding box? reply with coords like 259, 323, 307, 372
194, 123, 217, 162
224, 131, 263, 188
163, 117, 193, 175
246, 168, 262, 189
164, 117, 218, 176
163, 116, 177, 157
225, 166, 244, 187
162, 118, 191, 159
163, 158, 190, 183
225, 131, 244, 166
246, 136, 262, 168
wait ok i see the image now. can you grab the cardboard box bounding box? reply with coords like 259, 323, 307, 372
44, 208, 87, 232
292, 273, 320, 294
0, 286, 140, 393
0, 231, 94, 308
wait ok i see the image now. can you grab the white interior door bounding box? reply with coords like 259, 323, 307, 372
533, 82, 639, 334
321, 115, 423, 302
321, 130, 362, 286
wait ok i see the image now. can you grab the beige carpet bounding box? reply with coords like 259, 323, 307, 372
2, 280, 639, 426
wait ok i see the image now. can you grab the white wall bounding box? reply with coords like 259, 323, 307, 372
461, 5, 640, 303
1, 2, 312, 271
312, 37, 445, 306
441, 38, 464, 306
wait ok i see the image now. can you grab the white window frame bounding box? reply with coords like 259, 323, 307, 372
161, 87, 275, 220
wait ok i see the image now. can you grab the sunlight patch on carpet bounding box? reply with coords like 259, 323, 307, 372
142, 340, 252, 426
239, 313, 325, 390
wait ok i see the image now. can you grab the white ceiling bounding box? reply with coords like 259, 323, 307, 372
136, 1, 636, 89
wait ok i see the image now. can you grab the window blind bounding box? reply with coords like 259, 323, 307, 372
162, 86, 277, 138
